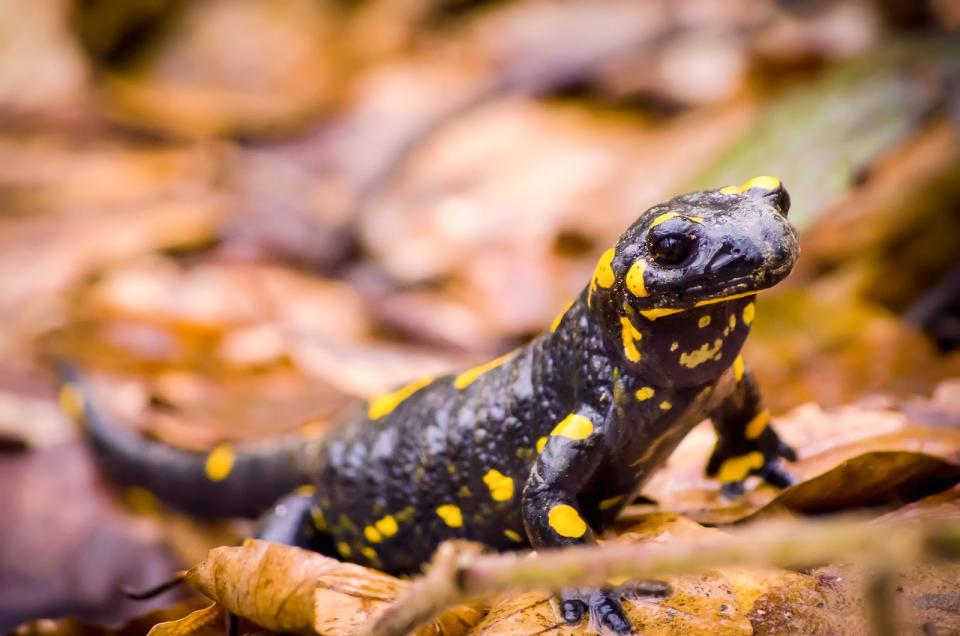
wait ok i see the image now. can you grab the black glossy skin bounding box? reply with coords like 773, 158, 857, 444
62, 178, 800, 635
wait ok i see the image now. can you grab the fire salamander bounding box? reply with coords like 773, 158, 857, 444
59, 176, 800, 634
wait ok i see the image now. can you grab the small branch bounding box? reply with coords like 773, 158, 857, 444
360, 516, 960, 636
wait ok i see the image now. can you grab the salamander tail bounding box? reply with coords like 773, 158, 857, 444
57, 364, 316, 519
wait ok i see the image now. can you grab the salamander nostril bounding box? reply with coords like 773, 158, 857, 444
731, 248, 742, 257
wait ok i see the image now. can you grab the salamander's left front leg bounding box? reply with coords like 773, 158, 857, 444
706, 358, 797, 498
523, 409, 633, 635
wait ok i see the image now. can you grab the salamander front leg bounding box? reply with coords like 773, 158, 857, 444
706, 359, 797, 498
523, 409, 633, 634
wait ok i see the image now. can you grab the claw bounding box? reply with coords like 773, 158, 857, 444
589, 594, 632, 635
778, 441, 798, 462
562, 598, 586, 625
720, 479, 746, 499
760, 463, 795, 489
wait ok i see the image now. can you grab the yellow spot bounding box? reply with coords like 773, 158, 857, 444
368, 376, 434, 420
548, 504, 587, 538
482, 469, 515, 502
733, 355, 745, 382
123, 487, 159, 515
204, 444, 235, 482
670, 341, 679, 351
619, 316, 642, 363
729, 314, 737, 330
698, 315, 711, 328
660, 401, 672, 411
313, 512, 333, 532
361, 547, 378, 561
550, 301, 574, 333
649, 212, 681, 229
717, 452, 765, 482
598, 495, 624, 511
590, 248, 617, 298
337, 542, 352, 557
695, 291, 758, 307
536, 436, 548, 453
551, 413, 594, 440
447, 463, 457, 474
458, 485, 472, 498
364, 525, 383, 543
396, 506, 415, 524
746, 410, 771, 439
679, 339, 724, 369
375, 514, 399, 538
58, 385, 85, 421
635, 387, 654, 401
719, 175, 781, 195
639, 307, 685, 320
295, 484, 316, 496
436, 504, 463, 528
454, 352, 514, 389
504, 529, 523, 542
625, 260, 648, 297
743, 302, 755, 325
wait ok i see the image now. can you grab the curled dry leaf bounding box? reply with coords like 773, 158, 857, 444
168, 539, 482, 636
636, 390, 960, 526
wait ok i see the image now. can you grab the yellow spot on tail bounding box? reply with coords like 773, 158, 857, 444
626, 260, 648, 297
660, 401, 672, 411
311, 507, 326, 531
635, 386, 654, 401
361, 547, 378, 561
598, 495, 624, 511
436, 504, 463, 528
649, 212, 680, 229
364, 525, 382, 543
695, 291, 758, 307
337, 542, 352, 557
717, 452, 765, 482
729, 314, 737, 330
550, 301, 574, 333
536, 436, 548, 453
619, 316, 642, 363
204, 444, 235, 482
123, 487, 159, 514
639, 307, 685, 320
733, 355, 745, 382
454, 352, 514, 389
551, 413, 594, 440
719, 175, 782, 195
58, 385, 85, 421
483, 469, 515, 501
368, 376, 434, 420
743, 302, 756, 325
548, 504, 587, 538
375, 515, 399, 538
746, 410, 771, 439
504, 529, 523, 542
679, 339, 724, 369
698, 315, 711, 328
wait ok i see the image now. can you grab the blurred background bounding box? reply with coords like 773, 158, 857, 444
1, 0, 960, 630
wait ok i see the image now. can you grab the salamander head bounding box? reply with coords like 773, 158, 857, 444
587, 176, 799, 385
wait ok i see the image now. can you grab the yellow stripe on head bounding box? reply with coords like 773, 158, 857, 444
719, 175, 781, 195
619, 316, 642, 363
639, 307, 685, 320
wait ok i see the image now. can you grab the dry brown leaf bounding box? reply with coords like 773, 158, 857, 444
638, 394, 960, 525
171, 539, 482, 636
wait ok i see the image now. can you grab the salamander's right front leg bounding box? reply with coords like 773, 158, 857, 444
522, 409, 633, 635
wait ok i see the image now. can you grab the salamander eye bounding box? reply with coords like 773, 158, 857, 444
650, 233, 697, 266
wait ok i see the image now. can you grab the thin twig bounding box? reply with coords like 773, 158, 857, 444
360, 516, 960, 636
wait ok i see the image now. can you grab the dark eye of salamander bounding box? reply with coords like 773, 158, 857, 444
650, 232, 697, 266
